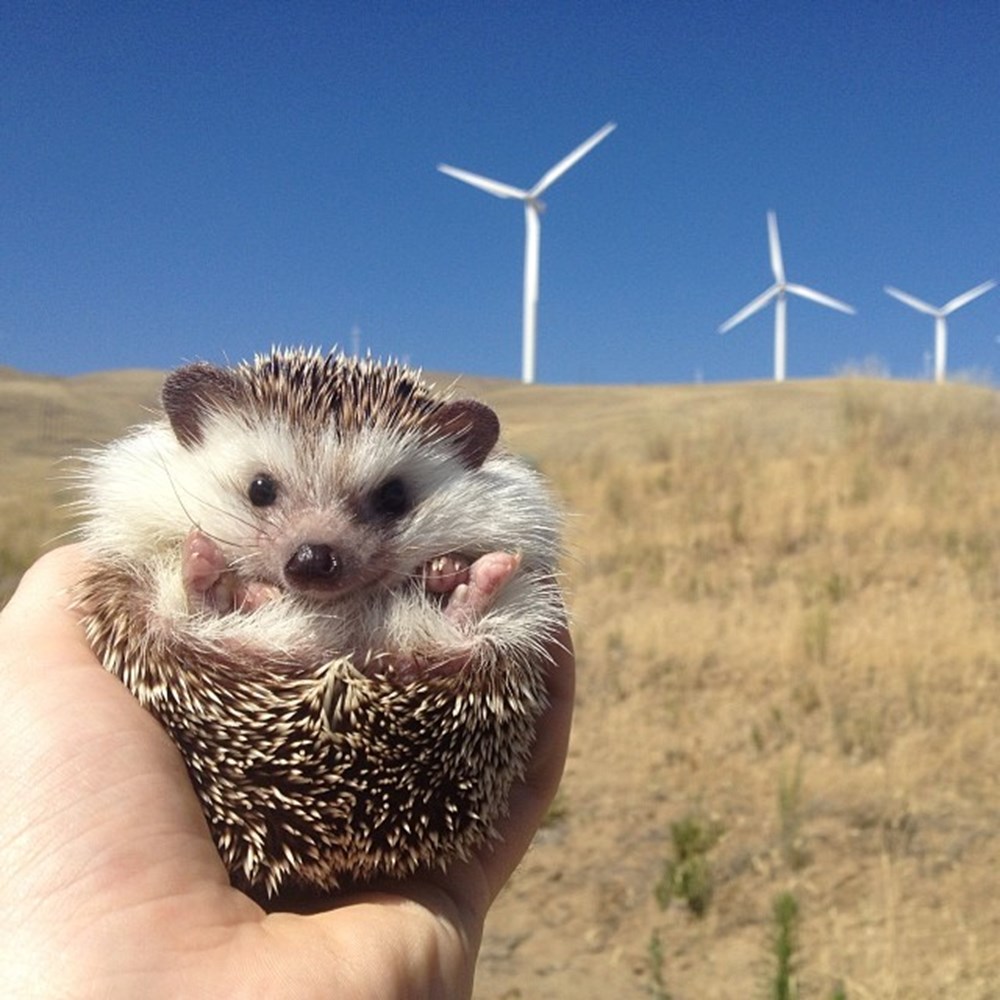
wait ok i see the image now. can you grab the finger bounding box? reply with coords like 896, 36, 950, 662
241, 895, 477, 1000
0, 545, 95, 662
0, 548, 237, 908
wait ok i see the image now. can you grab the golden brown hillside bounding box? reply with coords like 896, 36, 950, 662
2, 368, 999, 998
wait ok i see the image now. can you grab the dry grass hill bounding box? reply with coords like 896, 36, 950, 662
2, 365, 998, 998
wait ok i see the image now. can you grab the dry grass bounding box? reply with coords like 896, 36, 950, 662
0, 366, 162, 601
2, 368, 998, 998
476, 376, 1000, 1000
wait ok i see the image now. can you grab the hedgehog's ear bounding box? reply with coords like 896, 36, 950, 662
162, 362, 244, 448
429, 400, 500, 469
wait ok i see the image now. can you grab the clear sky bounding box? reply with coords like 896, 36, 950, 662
4, 1, 999, 385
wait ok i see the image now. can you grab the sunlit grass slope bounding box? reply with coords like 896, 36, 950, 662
2, 365, 998, 997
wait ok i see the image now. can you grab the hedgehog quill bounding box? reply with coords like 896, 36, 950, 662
72, 348, 565, 898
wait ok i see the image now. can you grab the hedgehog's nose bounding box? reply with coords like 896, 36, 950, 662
285, 543, 341, 584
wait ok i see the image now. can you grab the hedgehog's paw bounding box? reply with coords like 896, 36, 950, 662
183, 529, 230, 609
182, 529, 279, 614
360, 552, 521, 685
442, 551, 521, 627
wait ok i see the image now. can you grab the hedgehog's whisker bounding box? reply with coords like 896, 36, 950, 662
153, 451, 285, 547
227, 551, 262, 575
48, 526, 82, 546
214, 473, 283, 535
152, 451, 248, 549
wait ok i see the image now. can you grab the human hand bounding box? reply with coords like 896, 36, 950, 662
0, 546, 574, 999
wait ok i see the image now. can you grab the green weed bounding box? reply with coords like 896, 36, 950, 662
653, 814, 723, 918
801, 602, 831, 666
646, 929, 672, 1000
770, 891, 799, 1000
778, 758, 809, 871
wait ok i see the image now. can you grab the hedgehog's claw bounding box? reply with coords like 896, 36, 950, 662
419, 550, 520, 624
422, 554, 471, 593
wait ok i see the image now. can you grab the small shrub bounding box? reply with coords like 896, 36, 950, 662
653, 814, 723, 918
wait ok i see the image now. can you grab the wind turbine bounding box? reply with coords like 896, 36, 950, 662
884, 280, 996, 383
438, 122, 616, 384
719, 211, 856, 382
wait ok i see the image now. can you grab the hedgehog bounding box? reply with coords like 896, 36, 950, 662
72, 348, 565, 898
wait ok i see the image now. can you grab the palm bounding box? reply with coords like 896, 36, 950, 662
0, 547, 573, 999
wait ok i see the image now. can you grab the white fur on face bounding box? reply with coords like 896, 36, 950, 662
80, 408, 561, 565
79, 403, 562, 657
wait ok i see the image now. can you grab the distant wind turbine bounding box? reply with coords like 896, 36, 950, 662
884, 280, 996, 383
719, 211, 855, 382
438, 122, 616, 385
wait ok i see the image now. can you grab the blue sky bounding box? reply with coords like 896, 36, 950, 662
4, 1, 999, 384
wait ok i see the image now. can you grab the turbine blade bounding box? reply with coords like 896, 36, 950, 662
884, 286, 939, 315
529, 122, 617, 197
786, 283, 855, 314
437, 164, 528, 201
718, 285, 780, 333
942, 279, 997, 314
767, 211, 785, 284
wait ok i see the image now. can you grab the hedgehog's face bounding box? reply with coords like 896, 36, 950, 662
184, 422, 480, 602
159, 358, 500, 604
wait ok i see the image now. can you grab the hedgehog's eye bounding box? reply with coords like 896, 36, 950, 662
370, 476, 411, 520
248, 473, 278, 507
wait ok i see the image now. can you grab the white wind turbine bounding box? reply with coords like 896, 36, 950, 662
884, 280, 996, 383
438, 122, 616, 385
719, 211, 856, 382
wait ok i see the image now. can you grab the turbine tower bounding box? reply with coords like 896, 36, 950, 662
719, 211, 855, 382
884, 280, 996, 383
438, 122, 616, 384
